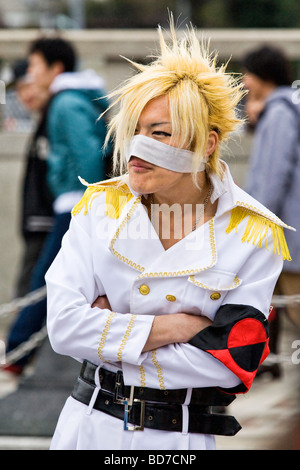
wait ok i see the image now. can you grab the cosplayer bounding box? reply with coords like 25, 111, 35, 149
45, 19, 293, 450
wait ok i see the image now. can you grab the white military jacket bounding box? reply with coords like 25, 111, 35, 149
46, 162, 292, 449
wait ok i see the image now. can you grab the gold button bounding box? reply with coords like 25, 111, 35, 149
172, 419, 177, 424
210, 292, 221, 300
166, 295, 176, 302
139, 284, 150, 295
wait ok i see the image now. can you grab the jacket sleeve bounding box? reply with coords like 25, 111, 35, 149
46, 213, 154, 366
188, 304, 269, 393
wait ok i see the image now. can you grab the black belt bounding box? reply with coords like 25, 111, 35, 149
79, 360, 236, 406
71, 361, 241, 436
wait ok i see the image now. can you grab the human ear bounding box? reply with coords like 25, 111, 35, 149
204, 131, 218, 158
51, 61, 65, 77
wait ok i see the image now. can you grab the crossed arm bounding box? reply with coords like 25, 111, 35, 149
92, 295, 212, 352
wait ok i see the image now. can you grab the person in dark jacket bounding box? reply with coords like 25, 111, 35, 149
8, 60, 54, 299
4, 38, 111, 374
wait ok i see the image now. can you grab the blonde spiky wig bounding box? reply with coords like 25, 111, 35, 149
103, 17, 245, 182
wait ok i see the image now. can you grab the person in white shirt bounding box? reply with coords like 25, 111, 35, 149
45, 19, 293, 450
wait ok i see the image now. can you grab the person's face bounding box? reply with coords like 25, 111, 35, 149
243, 73, 265, 99
16, 81, 49, 111
243, 72, 275, 101
128, 94, 217, 197
242, 72, 276, 126
28, 52, 63, 90
128, 95, 190, 195
244, 94, 265, 127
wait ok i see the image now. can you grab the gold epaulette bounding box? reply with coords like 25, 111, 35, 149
72, 178, 134, 219
225, 204, 292, 261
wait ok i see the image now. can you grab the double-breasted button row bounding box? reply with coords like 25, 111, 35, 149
139, 285, 176, 302
139, 285, 220, 302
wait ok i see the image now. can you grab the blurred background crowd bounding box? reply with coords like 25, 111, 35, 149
0, 0, 300, 451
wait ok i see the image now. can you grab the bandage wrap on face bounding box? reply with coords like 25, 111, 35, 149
125, 135, 206, 173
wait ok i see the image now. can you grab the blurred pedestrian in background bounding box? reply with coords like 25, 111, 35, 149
242, 45, 300, 377
4, 37, 111, 375
7, 59, 53, 300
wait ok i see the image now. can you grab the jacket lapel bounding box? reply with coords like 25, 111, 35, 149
108, 196, 217, 278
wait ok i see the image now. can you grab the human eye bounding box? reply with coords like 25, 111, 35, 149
152, 130, 172, 137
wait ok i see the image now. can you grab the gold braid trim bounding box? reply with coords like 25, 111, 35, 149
151, 349, 166, 390
71, 179, 134, 219
226, 206, 291, 261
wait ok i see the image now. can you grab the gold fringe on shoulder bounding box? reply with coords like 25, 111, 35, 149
72, 179, 134, 219
226, 206, 291, 261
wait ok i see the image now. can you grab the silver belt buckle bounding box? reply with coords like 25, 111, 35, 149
114, 371, 145, 431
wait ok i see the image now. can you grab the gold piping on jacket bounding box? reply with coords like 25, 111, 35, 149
117, 314, 136, 361
97, 311, 116, 361
110, 197, 146, 273
188, 274, 241, 290
226, 204, 292, 261
151, 349, 166, 390
139, 365, 146, 388
137, 218, 217, 278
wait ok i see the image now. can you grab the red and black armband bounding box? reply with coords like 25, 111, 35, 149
189, 304, 270, 394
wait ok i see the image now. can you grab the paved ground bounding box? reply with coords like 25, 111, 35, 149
0, 315, 299, 451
